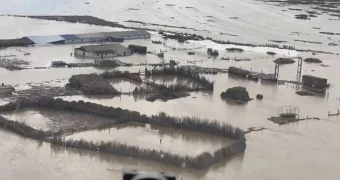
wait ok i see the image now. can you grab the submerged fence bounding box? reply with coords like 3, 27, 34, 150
0, 97, 246, 169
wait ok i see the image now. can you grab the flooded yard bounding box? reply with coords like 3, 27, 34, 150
1, 0, 340, 179
65, 122, 233, 157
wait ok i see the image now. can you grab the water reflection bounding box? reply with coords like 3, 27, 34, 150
49, 143, 210, 179
65, 121, 231, 156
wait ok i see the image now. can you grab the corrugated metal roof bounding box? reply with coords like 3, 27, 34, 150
60, 34, 79, 40
75, 33, 106, 39
93, 50, 116, 55
79, 44, 130, 55
101, 30, 150, 38
27, 35, 65, 44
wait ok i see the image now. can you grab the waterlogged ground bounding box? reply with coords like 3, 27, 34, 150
1, 0, 340, 179
65, 122, 232, 157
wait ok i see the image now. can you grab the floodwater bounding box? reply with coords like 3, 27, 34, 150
108, 78, 142, 93
0, 108, 115, 132
65, 122, 232, 157
1, 0, 340, 179
146, 75, 203, 89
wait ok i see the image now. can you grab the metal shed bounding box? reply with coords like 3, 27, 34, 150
101, 30, 151, 40
75, 33, 107, 43
27, 35, 65, 45
60, 34, 80, 43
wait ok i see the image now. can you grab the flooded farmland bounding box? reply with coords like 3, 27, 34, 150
1, 0, 340, 179
0, 108, 115, 132
65, 122, 233, 157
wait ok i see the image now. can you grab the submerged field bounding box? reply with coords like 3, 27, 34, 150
0, 108, 115, 132
65, 122, 233, 157
0, 0, 340, 179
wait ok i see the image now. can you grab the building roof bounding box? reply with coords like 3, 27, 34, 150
27, 35, 65, 44
101, 30, 150, 38
78, 44, 130, 55
93, 50, 116, 55
60, 34, 79, 40
75, 33, 106, 39
20, 37, 35, 44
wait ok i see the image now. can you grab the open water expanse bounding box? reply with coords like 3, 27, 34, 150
1, 0, 340, 179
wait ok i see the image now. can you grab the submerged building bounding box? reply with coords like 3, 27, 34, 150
74, 44, 131, 58
0, 83, 15, 94
3, 30, 151, 46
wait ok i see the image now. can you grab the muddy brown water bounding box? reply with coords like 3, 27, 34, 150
65, 122, 233, 157
0, 108, 115, 132
1, 1, 340, 179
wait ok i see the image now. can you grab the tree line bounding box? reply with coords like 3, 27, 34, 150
145, 67, 214, 90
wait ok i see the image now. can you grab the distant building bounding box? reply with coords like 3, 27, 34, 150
74, 44, 131, 58
102, 30, 151, 40
94, 59, 118, 67
128, 44, 147, 54
302, 75, 328, 88
51, 61, 67, 67
60, 34, 80, 44
75, 32, 107, 43
0, 83, 15, 94
26, 35, 65, 44
1, 30, 151, 47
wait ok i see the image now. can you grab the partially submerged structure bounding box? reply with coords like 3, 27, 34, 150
67, 74, 118, 95
75, 44, 131, 58
94, 58, 132, 67
51, 61, 67, 67
228, 66, 251, 78
302, 75, 329, 88
0, 83, 15, 94
0, 37, 34, 47
128, 44, 147, 54
0, 30, 151, 47
220, 86, 251, 104
278, 106, 300, 118
273, 58, 295, 64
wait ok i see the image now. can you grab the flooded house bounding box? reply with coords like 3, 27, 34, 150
74, 44, 131, 58
128, 45, 147, 54
302, 75, 329, 88
51, 61, 67, 67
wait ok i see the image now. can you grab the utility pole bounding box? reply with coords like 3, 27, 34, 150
296, 57, 303, 82
274, 62, 279, 81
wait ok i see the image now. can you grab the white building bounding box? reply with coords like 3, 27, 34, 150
74, 44, 131, 58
